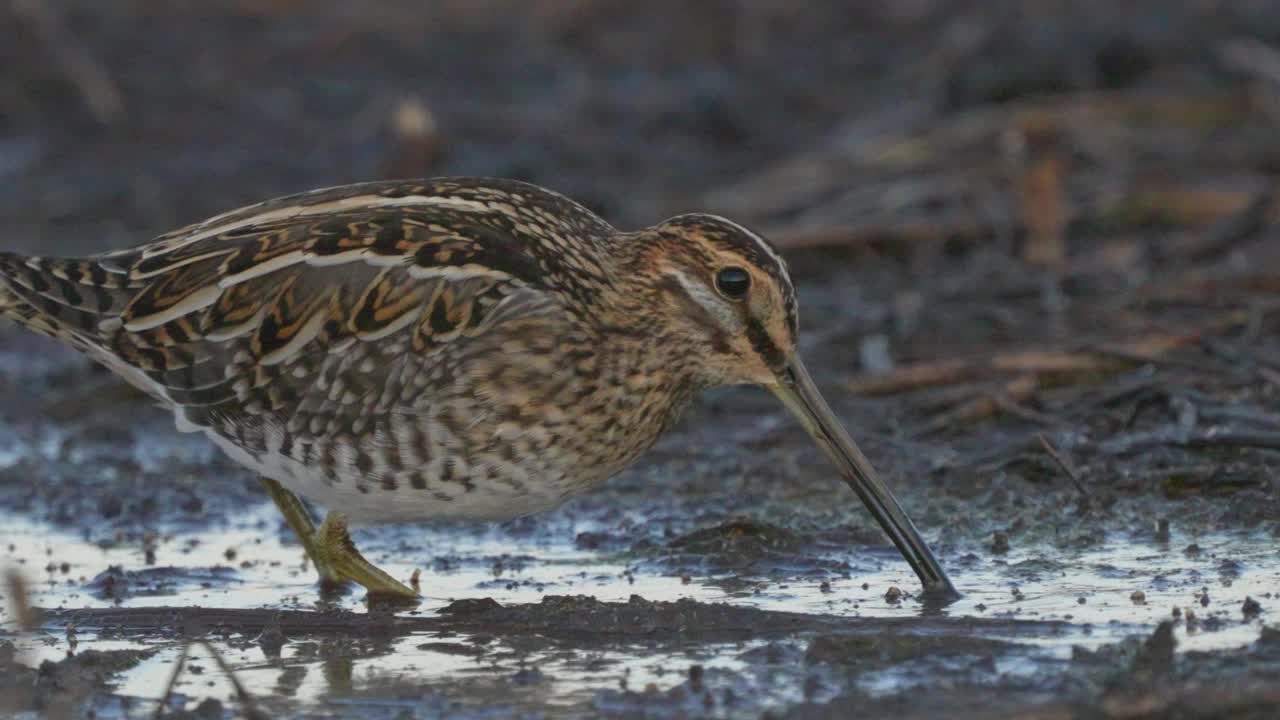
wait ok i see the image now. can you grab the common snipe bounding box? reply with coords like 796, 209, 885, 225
0, 178, 956, 600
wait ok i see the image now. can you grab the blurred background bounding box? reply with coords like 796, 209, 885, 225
3, 1, 1277, 255
4, 1, 1280, 718
6, 1, 1280, 363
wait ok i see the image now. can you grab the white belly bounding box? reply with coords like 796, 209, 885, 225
195, 420, 583, 525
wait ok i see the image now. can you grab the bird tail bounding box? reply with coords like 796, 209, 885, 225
0, 250, 127, 348
0, 251, 59, 338
0, 273, 18, 316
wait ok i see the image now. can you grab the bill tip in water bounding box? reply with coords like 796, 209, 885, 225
921, 576, 962, 604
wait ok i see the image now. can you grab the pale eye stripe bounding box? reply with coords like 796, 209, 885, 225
669, 269, 735, 332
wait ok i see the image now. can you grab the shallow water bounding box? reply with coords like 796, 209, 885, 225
2, 490, 1274, 716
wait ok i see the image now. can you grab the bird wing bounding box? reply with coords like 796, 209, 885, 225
0, 181, 573, 436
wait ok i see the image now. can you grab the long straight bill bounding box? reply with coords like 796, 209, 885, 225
770, 357, 959, 600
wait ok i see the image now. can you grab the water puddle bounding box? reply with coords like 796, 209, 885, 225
1, 499, 1274, 715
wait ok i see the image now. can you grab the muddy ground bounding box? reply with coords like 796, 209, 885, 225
2, 1, 1280, 718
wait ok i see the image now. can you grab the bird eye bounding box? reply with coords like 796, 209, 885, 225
715, 267, 751, 299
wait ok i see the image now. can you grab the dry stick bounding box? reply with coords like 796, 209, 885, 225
1259, 367, 1280, 389
913, 374, 1041, 436
847, 313, 1247, 397
153, 640, 265, 720
1220, 36, 1280, 86
1186, 182, 1276, 261
766, 182, 1261, 257
1100, 428, 1280, 455
1037, 434, 1088, 495
769, 183, 1261, 256
1011, 111, 1069, 269
3, 569, 37, 631
9, 0, 125, 124
153, 641, 192, 720
1139, 272, 1280, 304
769, 218, 995, 252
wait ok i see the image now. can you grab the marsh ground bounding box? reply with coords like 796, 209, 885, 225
2, 2, 1280, 717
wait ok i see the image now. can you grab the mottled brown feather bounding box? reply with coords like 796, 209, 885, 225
0, 177, 797, 523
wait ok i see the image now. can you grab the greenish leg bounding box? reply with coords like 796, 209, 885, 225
259, 477, 418, 599
260, 477, 338, 583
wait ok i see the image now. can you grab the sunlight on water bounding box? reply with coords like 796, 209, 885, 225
0, 503, 1274, 710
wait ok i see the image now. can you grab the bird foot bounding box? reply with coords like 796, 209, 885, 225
260, 477, 419, 600
309, 512, 419, 599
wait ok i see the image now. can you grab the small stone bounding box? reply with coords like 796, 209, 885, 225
1130, 591, 1146, 605
256, 624, 285, 658
991, 532, 1010, 554
1243, 597, 1263, 619
439, 597, 502, 616
1133, 620, 1176, 675
688, 664, 704, 691
98, 495, 123, 519
884, 586, 905, 603
1155, 518, 1170, 543
192, 698, 223, 720
511, 668, 545, 686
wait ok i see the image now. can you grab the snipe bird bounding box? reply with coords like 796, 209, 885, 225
0, 178, 956, 600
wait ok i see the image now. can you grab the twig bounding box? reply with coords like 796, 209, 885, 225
1219, 37, 1280, 123
913, 374, 1043, 436
1037, 434, 1088, 495
1220, 36, 1280, 86
1138, 272, 1280, 304
153, 641, 191, 720
1185, 181, 1277, 261
154, 639, 265, 720
1099, 428, 1280, 455
1009, 111, 1069, 269
1259, 367, 1280, 389
769, 217, 994, 252
848, 314, 1246, 397
1099, 183, 1258, 229
3, 569, 37, 631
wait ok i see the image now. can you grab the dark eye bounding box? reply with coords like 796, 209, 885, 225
715, 267, 751, 299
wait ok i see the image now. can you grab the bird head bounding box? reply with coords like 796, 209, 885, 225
623, 213, 958, 600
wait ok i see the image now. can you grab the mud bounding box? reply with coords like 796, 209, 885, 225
3, 1, 1280, 718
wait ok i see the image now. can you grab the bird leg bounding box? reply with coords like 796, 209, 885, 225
259, 477, 418, 599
